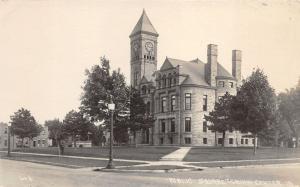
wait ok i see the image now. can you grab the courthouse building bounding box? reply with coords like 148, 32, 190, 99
130, 10, 254, 146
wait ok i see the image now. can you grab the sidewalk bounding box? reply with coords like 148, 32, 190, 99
160, 147, 191, 161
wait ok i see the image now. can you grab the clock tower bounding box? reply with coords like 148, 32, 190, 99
130, 10, 158, 88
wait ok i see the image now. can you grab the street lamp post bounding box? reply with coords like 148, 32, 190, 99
106, 102, 115, 169
7, 124, 11, 157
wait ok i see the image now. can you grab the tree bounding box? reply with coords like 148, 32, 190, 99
10, 108, 42, 147
80, 57, 130, 143
45, 119, 66, 155
231, 69, 276, 154
127, 87, 154, 146
205, 92, 234, 147
63, 110, 92, 147
278, 80, 300, 147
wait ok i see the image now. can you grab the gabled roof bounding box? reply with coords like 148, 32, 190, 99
140, 76, 149, 84
130, 9, 158, 37
159, 57, 235, 86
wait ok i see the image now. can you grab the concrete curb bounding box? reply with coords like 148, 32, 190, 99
96, 167, 203, 173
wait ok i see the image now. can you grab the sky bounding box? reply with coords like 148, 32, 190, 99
0, 0, 300, 124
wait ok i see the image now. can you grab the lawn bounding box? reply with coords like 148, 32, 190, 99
183, 147, 300, 162
0, 152, 145, 168
11, 146, 179, 161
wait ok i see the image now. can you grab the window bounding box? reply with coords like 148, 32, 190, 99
229, 138, 233, 144
4, 140, 7, 146
229, 82, 234, 88
171, 95, 176, 111
185, 117, 191, 132
4, 128, 7, 134
173, 77, 176, 86
134, 72, 139, 86
158, 81, 161, 89
203, 95, 208, 111
161, 120, 166, 133
245, 139, 248, 144
185, 137, 191, 144
161, 97, 167, 112
162, 75, 167, 88
203, 138, 207, 144
252, 138, 255, 144
160, 138, 164, 144
241, 139, 244, 144
170, 118, 175, 132
169, 137, 173, 144
203, 121, 207, 132
141, 85, 147, 95
146, 102, 151, 114
185, 93, 191, 110
218, 138, 223, 145
218, 81, 225, 87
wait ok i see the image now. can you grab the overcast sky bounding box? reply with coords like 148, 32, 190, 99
0, 0, 300, 124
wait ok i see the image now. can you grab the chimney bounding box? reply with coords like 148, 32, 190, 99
206, 44, 218, 87
232, 50, 242, 86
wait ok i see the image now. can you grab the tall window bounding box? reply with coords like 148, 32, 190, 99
229, 82, 234, 88
185, 93, 191, 110
171, 95, 176, 111
245, 139, 248, 144
203, 138, 207, 144
162, 75, 166, 88
203, 121, 207, 132
185, 117, 191, 132
134, 72, 139, 86
203, 95, 208, 111
229, 138, 233, 144
141, 85, 147, 95
146, 102, 151, 114
161, 97, 167, 112
185, 137, 191, 144
170, 118, 175, 132
161, 120, 166, 133
218, 138, 223, 145
241, 139, 244, 144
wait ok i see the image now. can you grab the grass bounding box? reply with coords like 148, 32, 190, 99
11, 146, 179, 161
0, 152, 145, 168
183, 147, 300, 162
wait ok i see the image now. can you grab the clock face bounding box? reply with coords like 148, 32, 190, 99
145, 42, 154, 52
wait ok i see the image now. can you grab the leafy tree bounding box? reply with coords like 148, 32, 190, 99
63, 110, 92, 147
10, 108, 42, 147
278, 80, 300, 147
205, 92, 234, 147
80, 57, 130, 143
231, 69, 276, 154
127, 87, 154, 146
45, 119, 66, 154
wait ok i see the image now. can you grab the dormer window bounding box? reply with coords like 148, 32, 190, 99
218, 81, 225, 87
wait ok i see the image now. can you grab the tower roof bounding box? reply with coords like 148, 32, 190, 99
130, 9, 158, 37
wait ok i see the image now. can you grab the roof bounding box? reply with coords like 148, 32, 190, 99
160, 57, 234, 86
130, 9, 158, 37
